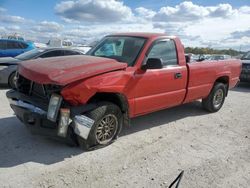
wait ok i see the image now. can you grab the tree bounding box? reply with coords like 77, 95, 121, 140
185, 47, 243, 56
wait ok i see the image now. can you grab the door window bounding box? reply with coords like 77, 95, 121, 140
19, 42, 28, 49
148, 40, 178, 66
7, 41, 22, 49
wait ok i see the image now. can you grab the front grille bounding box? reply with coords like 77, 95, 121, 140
16, 74, 31, 95
16, 74, 62, 101
32, 82, 47, 99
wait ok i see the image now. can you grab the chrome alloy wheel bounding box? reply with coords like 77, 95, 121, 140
95, 114, 118, 145
213, 89, 224, 108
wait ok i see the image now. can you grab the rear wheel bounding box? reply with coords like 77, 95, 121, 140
8, 72, 17, 89
202, 83, 226, 112
77, 102, 122, 150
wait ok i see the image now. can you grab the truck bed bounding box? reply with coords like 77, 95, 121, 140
184, 59, 241, 103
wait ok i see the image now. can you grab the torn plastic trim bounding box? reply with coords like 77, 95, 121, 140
8, 98, 46, 115
73, 115, 95, 140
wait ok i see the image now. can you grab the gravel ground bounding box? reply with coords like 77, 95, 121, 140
0, 83, 250, 188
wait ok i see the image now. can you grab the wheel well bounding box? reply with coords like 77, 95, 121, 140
215, 76, 229, 95
88, 92, 129, 114
215, 76, 229, 85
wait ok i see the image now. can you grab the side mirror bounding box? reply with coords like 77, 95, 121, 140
142, 58, 163, 70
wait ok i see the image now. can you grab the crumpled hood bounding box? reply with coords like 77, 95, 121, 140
18, 55, 127, 85
0, 57, 20, 65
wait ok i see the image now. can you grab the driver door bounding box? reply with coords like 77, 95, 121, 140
134, 39, 187, 115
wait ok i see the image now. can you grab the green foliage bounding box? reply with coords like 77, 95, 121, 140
185, 47, 243, 56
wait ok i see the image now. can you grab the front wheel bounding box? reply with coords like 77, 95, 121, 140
202, 83, 226, 112
77, 102, 123, 150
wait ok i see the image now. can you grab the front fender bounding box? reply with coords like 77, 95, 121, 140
61, 80, 98, 106
61, 69, 132, 106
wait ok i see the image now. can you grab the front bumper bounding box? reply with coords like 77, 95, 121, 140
6, 90, 96, 143
10, 101, 57, 136
8, 97, 76, 144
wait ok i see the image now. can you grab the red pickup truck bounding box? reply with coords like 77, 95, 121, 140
7, 33, 241, 149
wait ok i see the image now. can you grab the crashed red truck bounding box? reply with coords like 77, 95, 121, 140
7, 33, 242, 149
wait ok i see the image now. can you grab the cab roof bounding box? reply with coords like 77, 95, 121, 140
108, 32, 167, 39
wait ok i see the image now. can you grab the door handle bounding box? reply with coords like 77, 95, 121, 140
174, 73, 182, 79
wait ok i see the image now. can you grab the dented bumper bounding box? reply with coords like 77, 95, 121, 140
6, 90, 96, 142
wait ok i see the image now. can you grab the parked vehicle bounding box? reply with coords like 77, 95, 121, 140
1, 33, 25, 41
203, 54, 212, 60
34, 42, 47, 48
47, 39, 73, 48
240, 51, 250, 82
185, 53, 205, 62
0, 48, 84, 88
6, 33, 241, 149
0, 39, 35, 57
73, 45, 92, 54
207, 54, 232, 61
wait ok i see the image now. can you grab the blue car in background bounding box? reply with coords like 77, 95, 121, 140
0, 39, 35, 57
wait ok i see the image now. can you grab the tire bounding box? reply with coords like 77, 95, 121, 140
202, 82, 226, 112
8, 72, 17, 89
77, 102, 123, 150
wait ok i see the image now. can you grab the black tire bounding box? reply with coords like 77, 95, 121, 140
77, 102, 123, 150
8, 72, 17, 89
202, 82, 226, 112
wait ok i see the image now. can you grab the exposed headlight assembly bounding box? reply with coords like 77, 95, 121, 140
47, 94, 62, 122
57, 108, 71, 137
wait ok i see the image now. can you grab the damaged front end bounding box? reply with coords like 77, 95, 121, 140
6, 74, 96, 145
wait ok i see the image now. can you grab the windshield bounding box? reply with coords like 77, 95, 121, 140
15, 48, 44, 60
87, 36, 146, 66
241, 52, 250, 60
